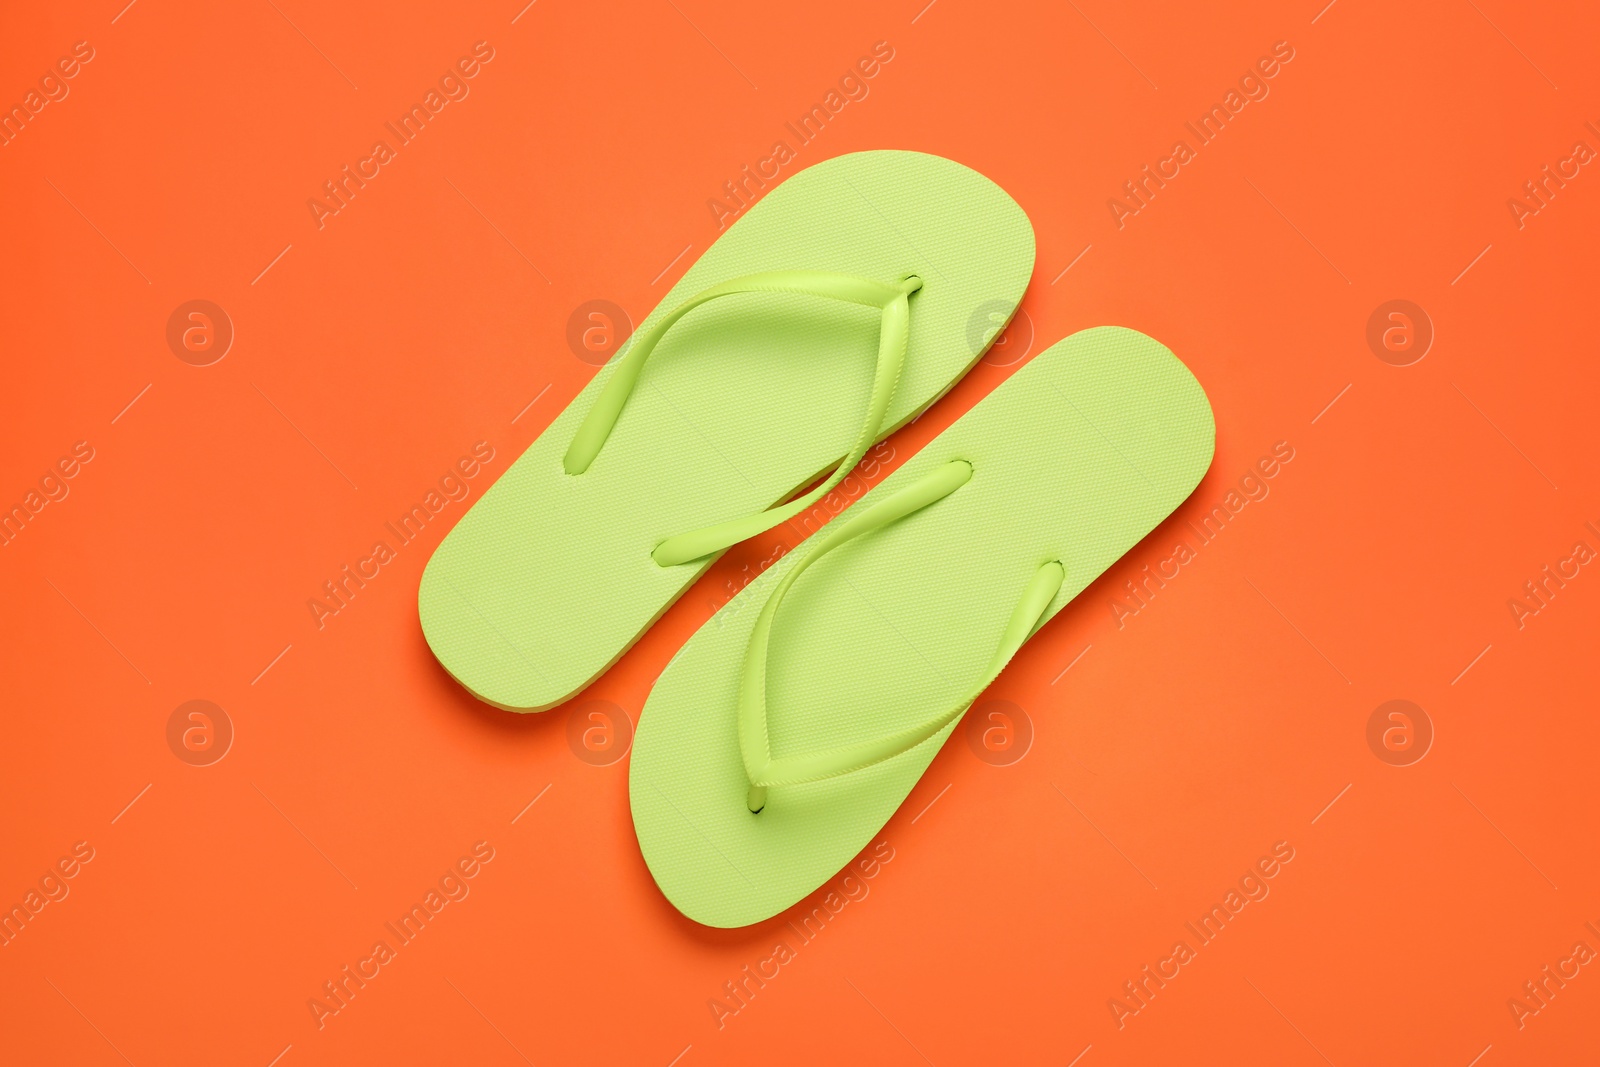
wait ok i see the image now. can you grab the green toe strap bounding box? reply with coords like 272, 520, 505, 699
738, 458, 1067, 813
562, 269, 925, 568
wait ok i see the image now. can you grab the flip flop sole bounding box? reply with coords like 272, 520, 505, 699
420, 151, 1034, 711
630, 327, 1215, 927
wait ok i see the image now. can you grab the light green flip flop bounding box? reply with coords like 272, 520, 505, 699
419, 150, 1034, 711
629, 327, 1215, 927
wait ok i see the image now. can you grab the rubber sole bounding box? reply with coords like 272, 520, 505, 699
419, 150, 1035, 711
630, 327, 1215, 927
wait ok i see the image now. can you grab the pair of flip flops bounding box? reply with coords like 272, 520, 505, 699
419, 150, 1214, 928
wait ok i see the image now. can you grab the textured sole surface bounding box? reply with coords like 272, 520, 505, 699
630, 327, 1216, 927
419, 150, 1035, 710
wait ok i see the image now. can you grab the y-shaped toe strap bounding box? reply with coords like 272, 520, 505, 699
737, 458, 1066, 813
561, 270, 924, 568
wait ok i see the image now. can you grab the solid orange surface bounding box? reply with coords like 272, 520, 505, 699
2, 1, 1597, 1064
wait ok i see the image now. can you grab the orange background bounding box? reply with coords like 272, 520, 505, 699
2, 0, 1597, 1063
